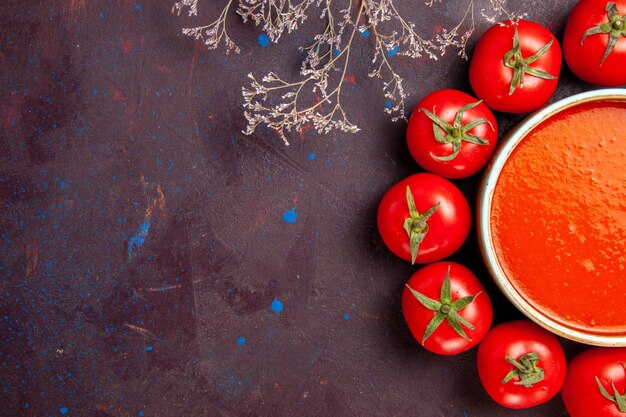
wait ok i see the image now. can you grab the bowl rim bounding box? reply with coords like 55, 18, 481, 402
477, 88, 626, 347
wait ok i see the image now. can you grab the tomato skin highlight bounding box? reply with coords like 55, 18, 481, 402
476, 321, 566, 409
469, 20, 562, 113
406, 89, 498, 179
377, 173, 471, 264
401, 262, 493, 355
563, 0, 626, 86
562, 347, 626, 417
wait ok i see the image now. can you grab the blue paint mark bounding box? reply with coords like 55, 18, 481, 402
271, 299, 283, 313
385, 101, 392, 109
462, 411, 468, 417
92, 89, 98, 95
146, 346, 153, 351
237, 336, 246, 346
307, 153, 315, 160
59, 407, 68, 415
128, 219, 151, 259
135, 4, 141, 10
361, 29, 370, 38
257, 34, 269, 47
283, 208, 298, 223
138, 412, 144, 417
59, 181, 68, 189
387, 45, 398, 57
99, 12, 105, 19
343, 313, 350, 320
334, 48, 341, 56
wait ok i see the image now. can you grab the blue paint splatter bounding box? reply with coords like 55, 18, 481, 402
146, 346, 153, 351
92, 89, 98, 95
385, 101, 392, 109
99, 12, 105, 19
135, 4, 141, 10
237, 336, 246, 346
307, 153, 316, 160
283, 208, 298, 223
271, 299, 283, 313
387, 45, 398, 57
462, 411, 468, 417
343, 313, 350, 320
138, 412, 144, 417
59, 407, 68, 415
361, 29, 370, 38
334, 48, 341, 56
257, 34, 269, 47
128, 219, 151, 260
59, 181, 68, 189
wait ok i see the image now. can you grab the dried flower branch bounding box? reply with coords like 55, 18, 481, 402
173, 0, 241, 53
173, 0, 524, 141
237, 0, 317, 42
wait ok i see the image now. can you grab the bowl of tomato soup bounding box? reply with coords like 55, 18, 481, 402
478, 89, 626, 346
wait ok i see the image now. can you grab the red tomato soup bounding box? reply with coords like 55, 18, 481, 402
491, 101, 626, 334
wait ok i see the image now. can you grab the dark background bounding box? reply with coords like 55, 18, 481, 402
0, 0, 599, 416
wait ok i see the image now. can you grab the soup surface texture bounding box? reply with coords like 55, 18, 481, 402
491, 101, 626, 334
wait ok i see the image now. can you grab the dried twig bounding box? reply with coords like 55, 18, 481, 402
173, 0, 523, 141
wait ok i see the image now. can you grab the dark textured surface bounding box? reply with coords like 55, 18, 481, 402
0, 0, 601, 416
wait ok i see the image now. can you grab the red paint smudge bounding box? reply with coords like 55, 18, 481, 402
4, 106, 19, 129
343, 74, 357, 85
157, 65, 171, 74
112, 90, 125, 101
207, 114, 216, 120
320, 379, 329, 385
192, 42, 205, 63
69, 0, 86, 11
122, 38, 134, 54
298, 122, 314, 138
64, 0, 86, 22
273, 381, 280, 388
24, 243, 39, 278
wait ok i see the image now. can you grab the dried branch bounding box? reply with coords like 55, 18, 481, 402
242, 1, 364, 144
174, 0, 241, 53
173, 0, 524, 141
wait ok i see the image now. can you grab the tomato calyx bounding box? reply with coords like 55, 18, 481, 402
403, 186, 440, 264
502, 352, 545, 387
595, 362, 626, 412
420, 101, 493, 161
581, 2, 626, 65
404, 266, 480, 343
503, 26, 556, 95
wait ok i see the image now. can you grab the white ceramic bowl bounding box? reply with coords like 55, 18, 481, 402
477, 88, 626, 346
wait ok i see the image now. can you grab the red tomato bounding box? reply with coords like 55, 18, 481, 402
562, 347, 626, 417
377, 173, 471, 264
406, 89, 498, 179
476, 320, 566, 409
401, 262, 493, 355
563, 0, 626, 86
469, 20, 562, 113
